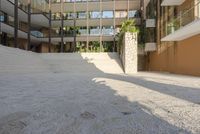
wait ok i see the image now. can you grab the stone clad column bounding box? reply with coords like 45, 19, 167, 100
122, 32, 138, 74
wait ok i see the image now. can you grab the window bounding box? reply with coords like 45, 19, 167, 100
77, 12, 87, 19
102, 11, 113, 18
102, 26, 114, 35
115, 11, 127, 18
128, 10, 140, 18
90, 26, 100, 35
90, 11, 101, 19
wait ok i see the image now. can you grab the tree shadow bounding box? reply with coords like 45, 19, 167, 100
80, 53, 200, 104
0, 52, 196, 134
103, 73, 200, 104
50, 53, 192, 133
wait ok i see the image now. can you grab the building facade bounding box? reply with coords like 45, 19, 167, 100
1, 0, 200, 75
0, 0, 142, 53
145, 0, 200, 76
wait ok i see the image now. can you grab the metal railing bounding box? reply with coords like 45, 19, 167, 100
166, 0, 200, 35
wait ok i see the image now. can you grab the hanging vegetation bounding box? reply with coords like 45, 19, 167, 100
116, 19, 139, 47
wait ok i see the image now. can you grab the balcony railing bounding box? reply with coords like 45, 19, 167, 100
0, 11, 30, 33
166, 0, 200, 36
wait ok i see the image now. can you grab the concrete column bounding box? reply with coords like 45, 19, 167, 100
1, 12, 8, 46
100, 0, 102, 52
113, 0, 116, 52
73, 0, 76, 52
48, 0, 52, 52
27, 0, 31, 51
60, 0, 64, 52
1, 32, 7, 46
122, 32, 138, 74
73, 17, 76, 52
14, 0, 18, 48
86, 0, 89, 52
157, 0, 161, 51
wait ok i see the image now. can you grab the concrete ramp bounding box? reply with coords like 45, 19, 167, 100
0, 45, 123, 74
40, 53, 124, 74
0, 45, 50, 74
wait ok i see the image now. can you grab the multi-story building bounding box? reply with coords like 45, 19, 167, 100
144, 0, 200, 76
2, 0, 199, 75
0, 0, 142, 53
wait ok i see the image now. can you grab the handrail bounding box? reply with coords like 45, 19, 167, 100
174, 0, 200, 24
180, 0, 200, 18
166, 0, 200, 36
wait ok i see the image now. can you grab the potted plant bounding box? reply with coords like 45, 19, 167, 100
116, 19, 139, 55
167, 19, 179, 34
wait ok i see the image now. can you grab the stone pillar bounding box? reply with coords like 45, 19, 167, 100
122, 32, 138, 74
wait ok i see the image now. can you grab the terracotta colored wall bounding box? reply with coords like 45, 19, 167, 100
40, 43, 49, 53
40, 43, 59, 53
149, 34, 200, 76
18, 39, 28, 50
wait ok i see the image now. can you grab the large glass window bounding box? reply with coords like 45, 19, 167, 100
102, 26, 114, 35
31, 31, 44, 38
63, 26, 76, 36
52, 0, 61, 3
77, 12, 87, 19
75, 0, 87, 2
78, 27, 87, 35
0, 11, 5, 22
90, 11, 101, 19
88, 0, 99, 2
115, 11, 127, 18
63, 12, 75, 20
90, 26, 100, 35
102, 11, 113, 18
128, 10, 140, 18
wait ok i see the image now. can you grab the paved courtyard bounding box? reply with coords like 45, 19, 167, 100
0, 46, 200, 134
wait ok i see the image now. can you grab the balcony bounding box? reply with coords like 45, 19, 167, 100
0, 22, 41, 43
161, 0, 186, 6
146, 19, 156, 28
161, 1, 200, 41
51, 0, 141, 12
145, 25, 156, 52
0, 0, 49, 28
145, 43, 156, 52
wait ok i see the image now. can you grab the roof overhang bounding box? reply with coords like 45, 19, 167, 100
161, 0, 185, 6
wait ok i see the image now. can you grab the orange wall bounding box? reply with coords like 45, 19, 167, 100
40, 43, 59, 53
18, 39, 28, 50
40, 43, 50, 53
149, 34, 200, 76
